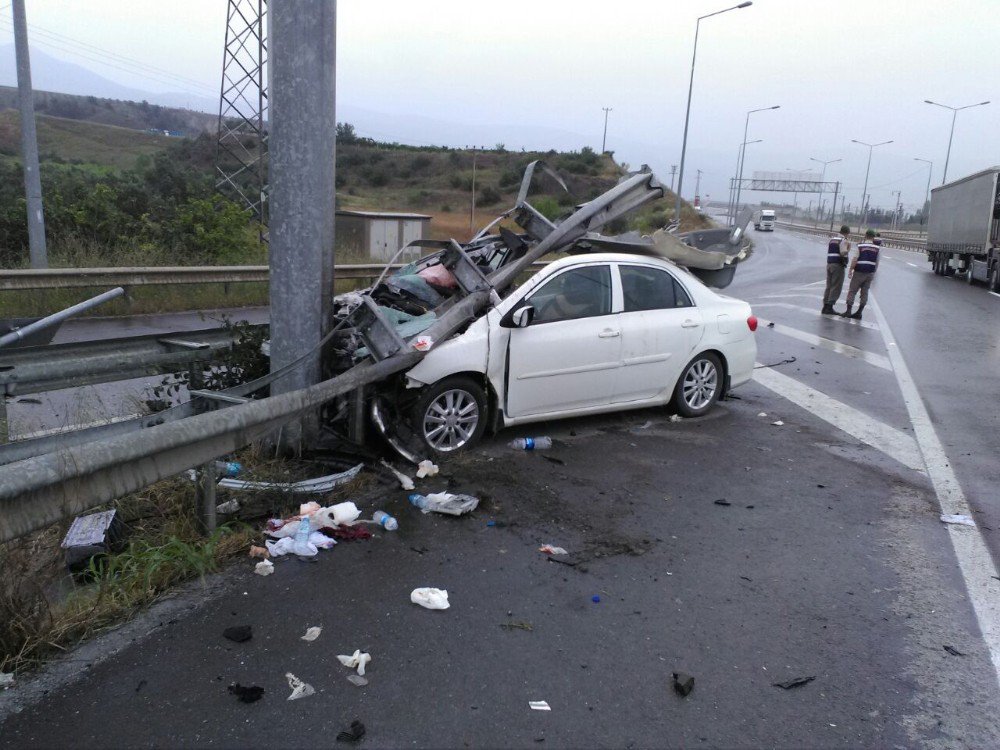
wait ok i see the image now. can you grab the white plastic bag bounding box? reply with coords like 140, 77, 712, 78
285, 672, 315, 700
337, 649, 372, 675
254, 560, 274, 576
411, 587, 450, 610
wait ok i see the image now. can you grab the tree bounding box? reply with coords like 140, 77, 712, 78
336, 122, 357, 144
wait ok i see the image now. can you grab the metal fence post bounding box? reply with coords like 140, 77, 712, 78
196, 459, 218, 534
0, 399, 9, 444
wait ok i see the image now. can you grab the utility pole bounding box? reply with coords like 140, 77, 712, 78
267, 0, 337, 451
12, 0, 47, 268
470, 146, 478, 233
669, 165, 677, 193
601, 107, 612, 154
890, 190, 901, 230
694, 169, 702, 211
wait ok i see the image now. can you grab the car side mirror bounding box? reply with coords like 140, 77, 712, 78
501, 305, 534, 328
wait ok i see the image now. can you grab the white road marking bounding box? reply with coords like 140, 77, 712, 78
753, 366, 923, 472
907, 262, 918, 268
757, 318, 891, 370
757, 293, 823, 301
752, 302, 880, 331
870, 295, 1000, 688
989, 292, 1000, 300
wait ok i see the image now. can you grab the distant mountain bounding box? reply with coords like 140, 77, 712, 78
0, 44, 218, 114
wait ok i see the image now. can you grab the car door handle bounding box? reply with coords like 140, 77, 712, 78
681, 319, 701, 328
598, 329, 621, 338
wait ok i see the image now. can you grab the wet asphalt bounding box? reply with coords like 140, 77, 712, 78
2, 227, 999, 748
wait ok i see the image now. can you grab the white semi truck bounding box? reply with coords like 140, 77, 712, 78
926, 166, 1000, 291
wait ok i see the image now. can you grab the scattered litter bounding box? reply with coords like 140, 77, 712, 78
486, 520, 496, 527
500, 621, 534, 631
539, 545, 568, 555
265, 531, 336, 557
411, 587, 450, 610
772, 676, 815, 689
636, 420, 653, 430
669, 414, 683, 423
416, 459, 439, 478
228, 683, 264, 703
216, 499, 240, 515
329, 525, 372, 542
346, 674, 369, 687
943, 645, 966, 656
380, 459, 415, 490
713, 499, 732, 507
223, 625, 253, 643
254, 560, 274, 576
61, 509, 123, 572
766, 321, 775, 328
771, 420, 784, 426
757, 412, 767, 417
940, 514, 976, 527
0, 673, 13, 690
739, 576, 753, 582
509, 436, 553, 450
300, 501, 322, 516
412, 335, 434, 352
336, 720, 367, 743
285, 672, 315, 701
409, 492, 479, 516
529, 701, 551, 711
301, 626, 322, 642
337, 650, 372, 675
591, 595, 601, 603
373, 510, 399, 531
672, 672, 695, 697
249, 545, 270, 559
221, 464, 363, 494
816, 484, 826, 489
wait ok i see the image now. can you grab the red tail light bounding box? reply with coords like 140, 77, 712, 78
747, 315, 758, 332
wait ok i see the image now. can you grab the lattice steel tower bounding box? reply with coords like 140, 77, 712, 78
216, 0, 268, 225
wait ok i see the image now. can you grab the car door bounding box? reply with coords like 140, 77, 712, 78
613, 263, 704, 403
505, 263, 621, 418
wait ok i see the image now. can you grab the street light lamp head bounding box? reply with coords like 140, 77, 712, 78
770, 105, 780, 109
737, 1, 752, 7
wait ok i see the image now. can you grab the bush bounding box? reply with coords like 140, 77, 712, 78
478, 185, 502, 206
531, 196, 562, 221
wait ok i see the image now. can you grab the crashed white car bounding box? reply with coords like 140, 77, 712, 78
399, 252, 757, 453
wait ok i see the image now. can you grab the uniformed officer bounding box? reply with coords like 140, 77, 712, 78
822, 225, 851, 314
841, 229, 880, 319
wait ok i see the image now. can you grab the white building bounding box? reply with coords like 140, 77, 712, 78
336, 210, 432, 262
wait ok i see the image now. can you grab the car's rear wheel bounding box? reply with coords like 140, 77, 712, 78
412, 376, 487, 454
673, 352, 723, 418
990, 264, 1000, 293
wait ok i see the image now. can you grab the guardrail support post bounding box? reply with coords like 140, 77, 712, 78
196, 460, 217, 535
0, 398, 9, 444
348, 385, 366, 445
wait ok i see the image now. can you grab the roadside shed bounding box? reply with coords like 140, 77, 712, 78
336, 210, 432, 262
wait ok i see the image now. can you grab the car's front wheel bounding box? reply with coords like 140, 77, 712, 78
412, 376, 488, 454
673, 352, 723, 418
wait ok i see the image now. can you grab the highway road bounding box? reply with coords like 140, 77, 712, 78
2, 227, 1000, 748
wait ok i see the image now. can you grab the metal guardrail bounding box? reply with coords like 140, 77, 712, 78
775, 221, 927, 252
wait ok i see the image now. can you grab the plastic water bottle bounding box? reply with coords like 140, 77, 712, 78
509, 436, 552, 451
408, 493, 430, 511
291, 515, 314, 556
214, 460, 242, 477
373, 510, 398, 531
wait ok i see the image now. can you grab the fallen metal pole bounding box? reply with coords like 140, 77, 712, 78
0, 287, 125, 349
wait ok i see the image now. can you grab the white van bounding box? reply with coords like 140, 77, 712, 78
754, 209, 775, 231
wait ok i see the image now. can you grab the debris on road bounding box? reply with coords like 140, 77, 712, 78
216, 499, 240, 515
669, 414, 683, 423
757, 412, 767, 417
60, 509, 123, 572
301, 626, 322, 642
539, 545, 568, 555
510, 437, 553, 451
529, 701, 551, 711
228, 683, 264, 703
329, 525, 373, 542
411, 587, 450, 610
285, 672, 315, 701
337, 649, 372, 675
249, 545, 270, 559
223, 625, 253, 643
672, 672, 695, 697
409, 491, 479, 516
336, 720, 367, 743
943, 645, 966, 656
591, 595, 601, 603
373, 510, 399, 531
254, 560, 274, 576
940, 514, 976, 527
346, 674, 368, 687
416, 459, 439, 478
381, 459, 415, 490
772, 676, 816, 689
219, 464, 363, 494
771, 420, 785, 426
714, 499, 732, 507
500, 620, 534, 631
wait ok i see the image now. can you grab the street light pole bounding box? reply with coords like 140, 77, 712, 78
733, 104, 779, 223
601, 107, 612, 153
914, 157, 933, 235
675, 1, 752, 223
809, 156, 841, 228
850, 138, 892, 231
728, 138, 760, 224
924, 99, 989, 184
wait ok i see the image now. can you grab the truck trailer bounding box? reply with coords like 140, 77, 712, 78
926, 166, 1000, 290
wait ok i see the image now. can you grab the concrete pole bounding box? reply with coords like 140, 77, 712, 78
267, 0, 337, 452
601, 107, 612, 154
11, 0, 47, 269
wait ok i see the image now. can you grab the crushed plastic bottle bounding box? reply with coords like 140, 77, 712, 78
291, 516, 315, 556
509, 437, 553, 451
408, 492, 479, 516
214, 460, 242, 477
373, 510, 398, 531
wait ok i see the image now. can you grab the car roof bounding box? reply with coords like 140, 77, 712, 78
544, 252, 712, 294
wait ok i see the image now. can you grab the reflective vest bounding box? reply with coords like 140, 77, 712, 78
856, 243, 879, 273
828, 236, 847, 265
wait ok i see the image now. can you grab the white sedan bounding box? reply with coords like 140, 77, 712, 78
399, 252, 758, 454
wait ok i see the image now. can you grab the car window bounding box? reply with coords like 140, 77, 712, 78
620, 265, 693, 311
526, 265, 612, 324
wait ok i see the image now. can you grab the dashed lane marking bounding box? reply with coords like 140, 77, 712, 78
752, 302, 880, 332
752, 366, 923, 472
757, 293, 823, 301
757, 318, 891, 370
870, 295, 1000, 689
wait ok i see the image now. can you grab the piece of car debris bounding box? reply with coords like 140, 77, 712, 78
336, 720, 367, 743
772, 676, 816, 689
529, 701, 551, 711
771, 420, 784, 426
223, 625, 253, 643
539, 545, 568, 555
943, 645, 966, 656
285, 672, 315, 701
228, 683, 264, 703
672, 672, 695, 696
713, 499, 731, 506
940, 514, 976, 527
301, 626, 322, 642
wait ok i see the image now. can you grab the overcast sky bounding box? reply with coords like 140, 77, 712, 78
1, 0, 998, 214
